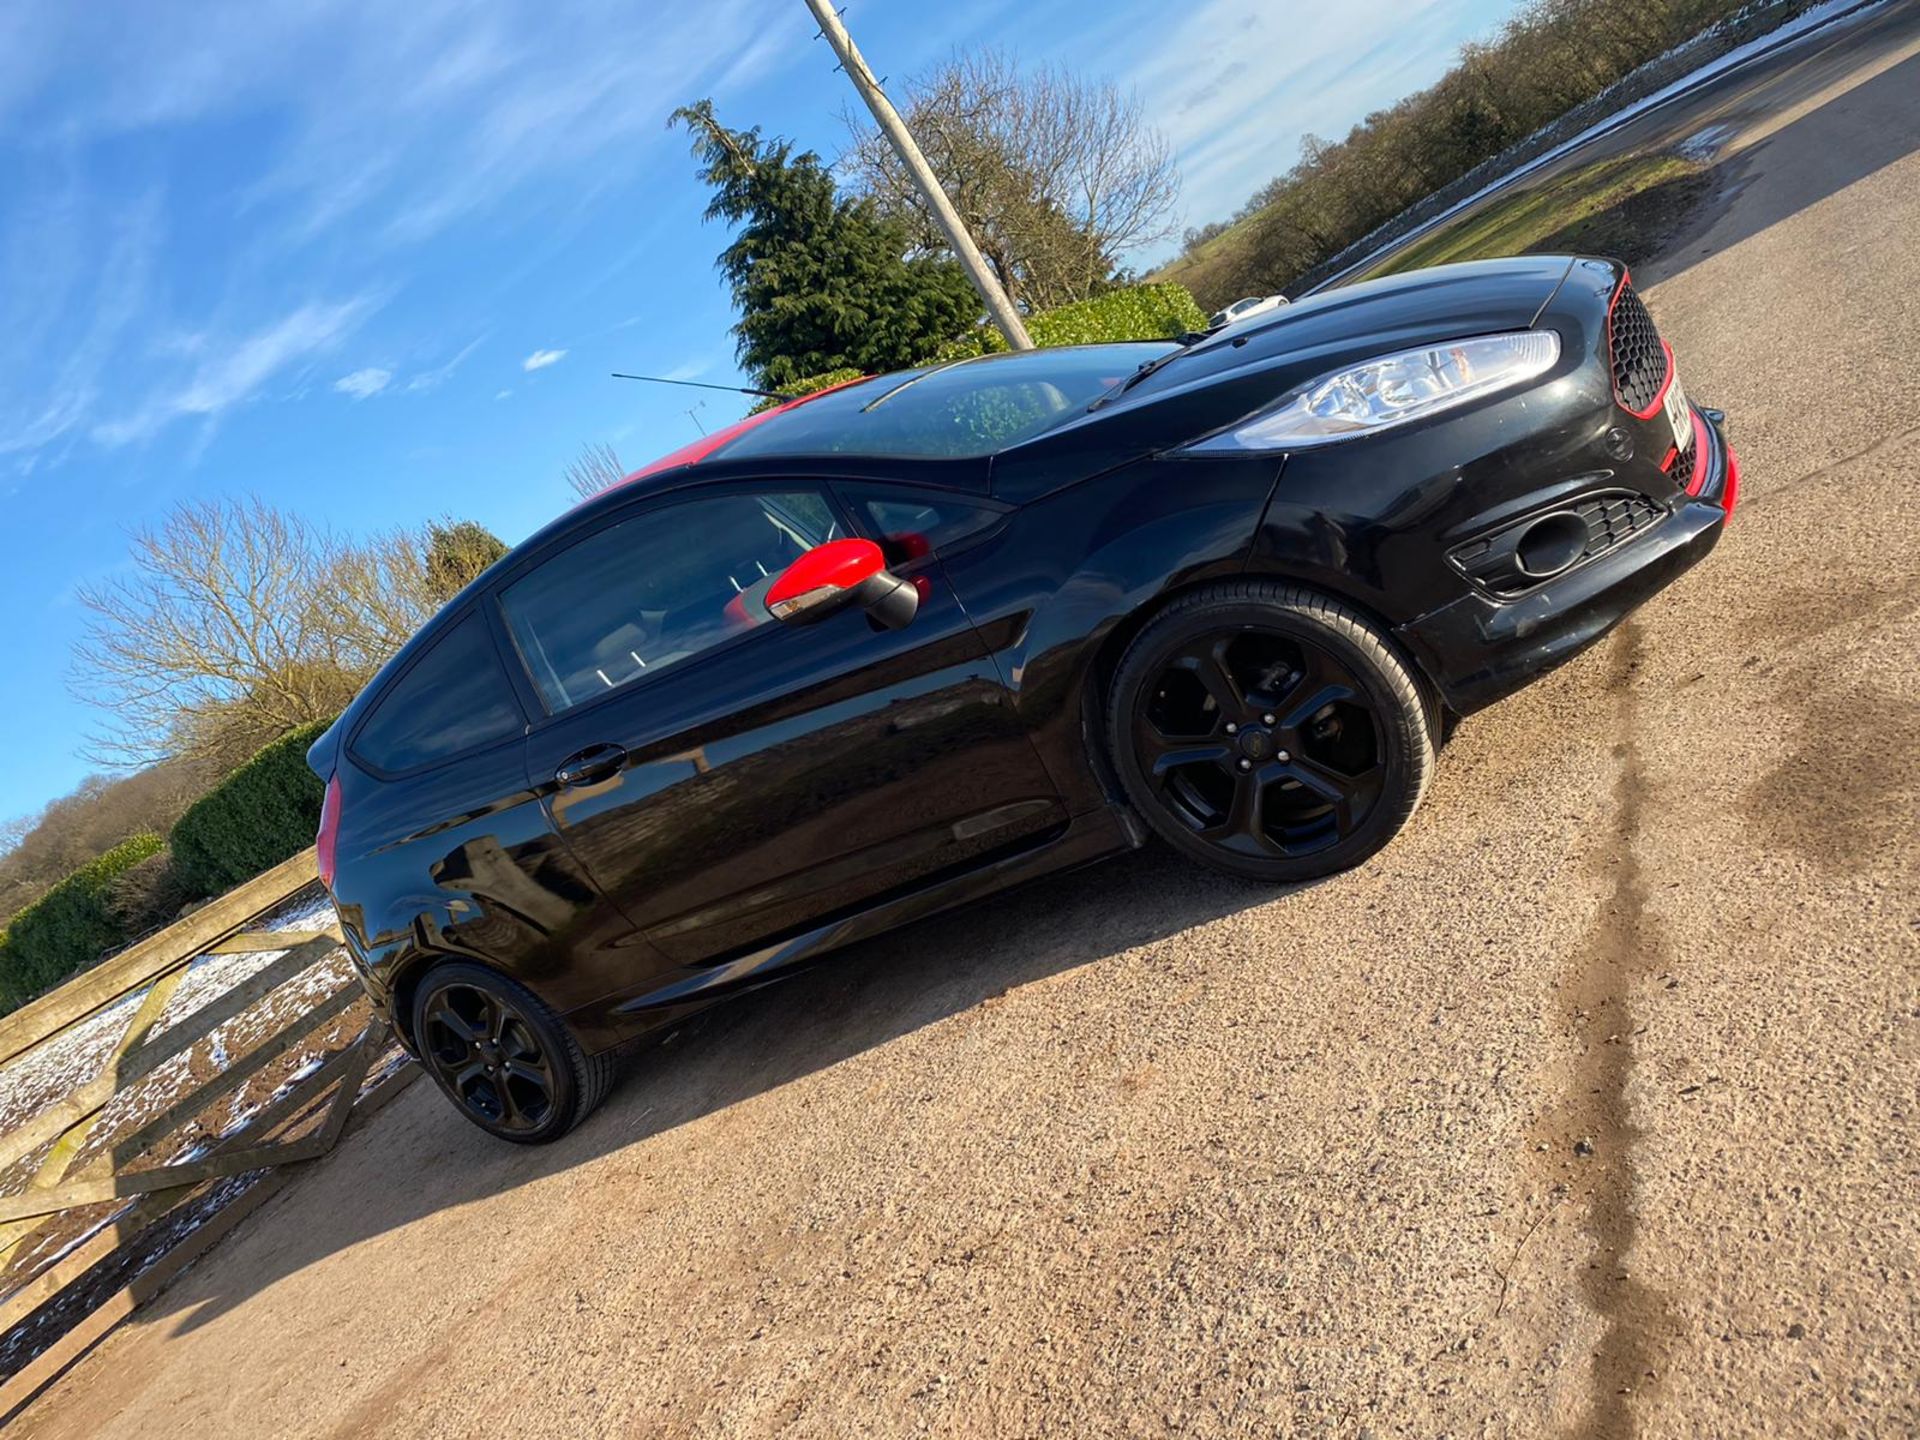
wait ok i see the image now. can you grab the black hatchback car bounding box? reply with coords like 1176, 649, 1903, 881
311, 255, 1737, 1141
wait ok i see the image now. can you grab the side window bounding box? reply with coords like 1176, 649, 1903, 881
353, 612, 524, 772
847, 490, 1004, 568
501, 489, 839, 714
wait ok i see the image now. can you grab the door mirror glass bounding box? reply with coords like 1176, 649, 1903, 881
767, 538, 918, 630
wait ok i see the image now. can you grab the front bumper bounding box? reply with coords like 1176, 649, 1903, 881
1396, 407, 1736, 714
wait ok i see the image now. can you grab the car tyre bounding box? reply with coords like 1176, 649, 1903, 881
410, 960, 617, 1144
1107, 581, 1437, 881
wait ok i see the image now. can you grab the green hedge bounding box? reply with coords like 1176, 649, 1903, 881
170, 719, 334, 899
0, 833, 165, 1012
933, 282, 1208, 362
761, 284, 1209, 405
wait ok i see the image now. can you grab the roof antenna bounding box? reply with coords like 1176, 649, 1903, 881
612, 372, 783, 399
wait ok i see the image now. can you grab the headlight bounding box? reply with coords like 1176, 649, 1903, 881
1183, 330, 1560, 452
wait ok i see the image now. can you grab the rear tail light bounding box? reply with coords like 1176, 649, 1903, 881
316, 773, 342, 890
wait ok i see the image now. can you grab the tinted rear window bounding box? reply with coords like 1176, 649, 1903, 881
353, 611, 524, 772
712, 344, 1173, 461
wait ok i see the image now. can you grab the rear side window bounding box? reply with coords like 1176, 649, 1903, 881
353, 612, 524, 772
848, 491, 1003, 567
501, 489, 839, 714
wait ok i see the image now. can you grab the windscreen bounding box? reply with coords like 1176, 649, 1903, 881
712, 343, 1174, 462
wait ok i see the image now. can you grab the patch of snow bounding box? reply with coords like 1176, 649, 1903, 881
251, 887, 338, 935
0, 990, 145, 1135
1674, 120, 1742, 160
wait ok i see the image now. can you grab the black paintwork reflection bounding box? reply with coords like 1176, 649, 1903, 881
522, 560, 1061, 973
330, 740, 647, 1034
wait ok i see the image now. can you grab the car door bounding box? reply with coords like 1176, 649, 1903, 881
502, 479, 1061, 970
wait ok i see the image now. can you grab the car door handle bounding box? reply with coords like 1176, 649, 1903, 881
553, 743, 627, 788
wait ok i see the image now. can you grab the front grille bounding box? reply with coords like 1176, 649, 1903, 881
1575, 491, 1663, 560
1608, 283, 1668, 415
1669, 422, 1698, 486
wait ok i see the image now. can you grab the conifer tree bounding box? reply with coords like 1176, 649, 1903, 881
671, 99, 978, 387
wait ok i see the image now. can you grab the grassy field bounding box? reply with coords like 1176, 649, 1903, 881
1154, 0, 1830, 306
1160, 149, 1712, 302
1369, 150, 1713, 275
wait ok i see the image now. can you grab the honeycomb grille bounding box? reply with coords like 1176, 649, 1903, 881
1575, 491, 1664, 559
1670, 423, 1697, 484
1608, 283, 1668, 415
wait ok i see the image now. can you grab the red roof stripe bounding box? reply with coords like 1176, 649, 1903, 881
596, 374, 871, 501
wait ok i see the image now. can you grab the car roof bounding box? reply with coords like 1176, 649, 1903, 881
340, 342, 1171, 729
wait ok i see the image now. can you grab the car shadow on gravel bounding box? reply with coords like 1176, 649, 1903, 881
142, 843, 1293, 1338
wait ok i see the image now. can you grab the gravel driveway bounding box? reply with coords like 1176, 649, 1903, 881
13, 10, 1919, 1437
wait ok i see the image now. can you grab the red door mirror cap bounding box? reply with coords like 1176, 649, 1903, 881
766, 538, 885, 608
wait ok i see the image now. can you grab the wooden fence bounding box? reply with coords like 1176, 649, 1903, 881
0, 847, 417, 1421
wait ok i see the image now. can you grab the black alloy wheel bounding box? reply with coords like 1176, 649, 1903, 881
1109, 582, 1436, 881
411, 961, 616, 1143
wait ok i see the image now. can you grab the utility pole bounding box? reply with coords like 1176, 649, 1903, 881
802, 0, 1033, 351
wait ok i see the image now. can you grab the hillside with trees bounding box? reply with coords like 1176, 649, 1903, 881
1159, 0, 1827, 309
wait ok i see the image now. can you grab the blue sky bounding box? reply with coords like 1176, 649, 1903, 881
0, 0, 1514, 823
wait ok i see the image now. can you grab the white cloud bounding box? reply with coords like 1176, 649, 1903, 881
494, 389, 512, 401
661, 358, 711, 383
332, 366, 392, 400
0, 2, 809, 249
521, 348, 567, 373
404, 335, 484, 392
0, 184, 159, 457
92, 296, 375, 447
0, 0, 809, 467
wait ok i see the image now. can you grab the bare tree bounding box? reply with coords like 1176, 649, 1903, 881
71, 498, 496, 770
841, 50, 1180, 311
73, 500, 352, 769
564, 441, 627, 501
0, 813, 35, 860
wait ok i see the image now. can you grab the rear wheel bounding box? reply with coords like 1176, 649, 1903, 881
1107, 582, 1436, 881
411, 961, 616, 1144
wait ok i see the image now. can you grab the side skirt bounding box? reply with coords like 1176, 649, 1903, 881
561, 805, 1136, 1053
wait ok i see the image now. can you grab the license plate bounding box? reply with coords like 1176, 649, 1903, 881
1662, 366, 1691, 451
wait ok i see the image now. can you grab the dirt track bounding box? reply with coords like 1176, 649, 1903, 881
15, 11, 1919, 1438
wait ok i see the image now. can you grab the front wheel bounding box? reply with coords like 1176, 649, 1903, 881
1107, 582, 1437, 881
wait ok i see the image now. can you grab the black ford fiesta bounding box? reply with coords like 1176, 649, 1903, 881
310, 254, 1738, 1141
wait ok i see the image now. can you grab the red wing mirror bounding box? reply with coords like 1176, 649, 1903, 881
767, 538, 919, 630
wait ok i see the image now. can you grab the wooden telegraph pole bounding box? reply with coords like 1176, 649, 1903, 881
801, 0, 1034, 351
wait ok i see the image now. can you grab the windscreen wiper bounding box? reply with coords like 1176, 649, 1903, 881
1090, 332, 1211, 410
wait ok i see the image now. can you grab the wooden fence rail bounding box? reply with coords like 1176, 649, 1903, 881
0, 846, 418, 1422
